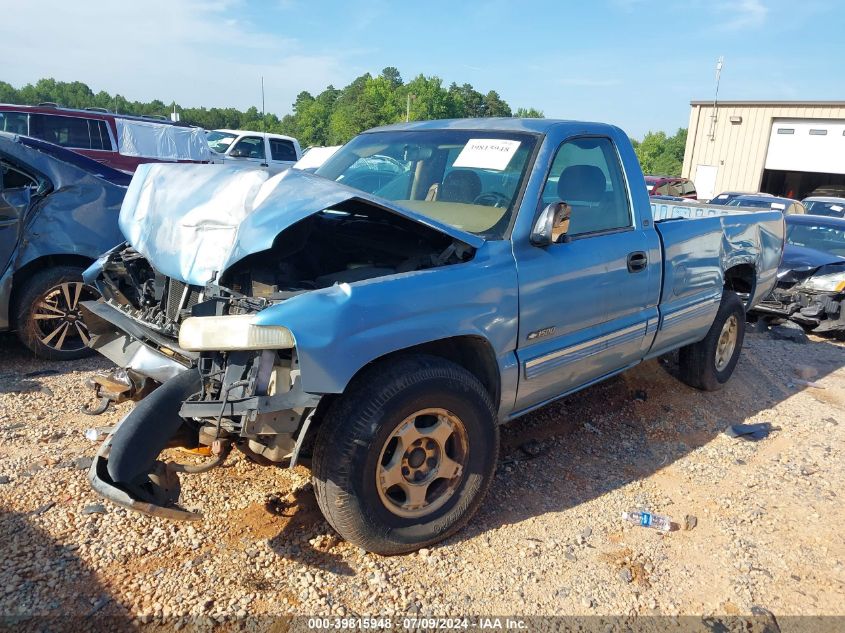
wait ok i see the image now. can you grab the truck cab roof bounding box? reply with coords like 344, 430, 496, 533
368, 117, 620, 136
213, 129, 299, 142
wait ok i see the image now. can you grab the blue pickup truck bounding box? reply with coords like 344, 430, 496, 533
81, 118, 784, 554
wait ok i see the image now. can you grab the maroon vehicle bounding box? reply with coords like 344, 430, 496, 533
0, 103, 210, 173
645, 175, 697, 199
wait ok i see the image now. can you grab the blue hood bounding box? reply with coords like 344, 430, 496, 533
118, 163, 483, 286
780, 244, 845, 272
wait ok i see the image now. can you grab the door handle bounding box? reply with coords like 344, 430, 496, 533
627, 251, 648, 273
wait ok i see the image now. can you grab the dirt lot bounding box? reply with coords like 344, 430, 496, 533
1, 326, 844, 624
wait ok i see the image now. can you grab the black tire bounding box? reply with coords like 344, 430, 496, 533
14, 266, 99, 361
312, 355, 499, 555
678, 290, 745, 391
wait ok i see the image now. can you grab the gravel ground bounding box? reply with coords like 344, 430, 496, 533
1, 326, 844, 624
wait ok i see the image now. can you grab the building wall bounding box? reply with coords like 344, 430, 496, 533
682, 102, 845, 198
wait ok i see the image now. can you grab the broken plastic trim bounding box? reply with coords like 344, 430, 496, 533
88, 432, 201, 521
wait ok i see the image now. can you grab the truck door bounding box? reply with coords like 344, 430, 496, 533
513, 136, 661, 411
268, 138, 299, 174
227, 136, 268, 169
0, 161, 34, 275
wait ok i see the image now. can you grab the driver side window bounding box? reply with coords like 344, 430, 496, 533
541, 137, 632, 238
230, 136, 265, 159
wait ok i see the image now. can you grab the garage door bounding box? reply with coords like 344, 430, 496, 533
765, 119, 845, 175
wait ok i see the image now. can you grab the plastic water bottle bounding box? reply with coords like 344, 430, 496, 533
622, 510, 671, 532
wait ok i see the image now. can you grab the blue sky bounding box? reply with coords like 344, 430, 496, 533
1, 0, 842, 137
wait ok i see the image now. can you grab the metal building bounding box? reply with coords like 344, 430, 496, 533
682, 100, 845, 201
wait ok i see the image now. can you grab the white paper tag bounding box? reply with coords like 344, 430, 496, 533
453, 139, 521, 171
771, 203, 786, 210
831, 205, 843, 212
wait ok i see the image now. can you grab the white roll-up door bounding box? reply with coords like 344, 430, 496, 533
765, 119, 845, 175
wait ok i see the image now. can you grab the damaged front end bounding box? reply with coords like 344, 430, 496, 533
81, 164, 477, 519
87, 322, 320, 519
754, 261, 845, 334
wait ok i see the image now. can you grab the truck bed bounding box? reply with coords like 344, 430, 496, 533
647, 207, 785, 358
651, 199, 764, 221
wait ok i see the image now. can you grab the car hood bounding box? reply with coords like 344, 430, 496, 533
118, 163, 483, 286
777, 244, 845, 284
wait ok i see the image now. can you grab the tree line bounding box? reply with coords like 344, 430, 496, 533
0, 69, 543, 148
632, 128, 687, 177
1, 72, 687, 175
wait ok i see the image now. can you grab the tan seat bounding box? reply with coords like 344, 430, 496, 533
440, 170, 482, 203
556, 165, 614, 234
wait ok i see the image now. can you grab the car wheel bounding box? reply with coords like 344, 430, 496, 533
312, 355, 499, 555
14, 266, 99, 361
678, 290, 745, 391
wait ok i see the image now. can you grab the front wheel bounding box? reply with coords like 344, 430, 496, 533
312, 355, 499, 555
678, 290, 746, 391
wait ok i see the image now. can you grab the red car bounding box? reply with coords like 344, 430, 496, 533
0, 103, 210, 173
645, 175, 697, 199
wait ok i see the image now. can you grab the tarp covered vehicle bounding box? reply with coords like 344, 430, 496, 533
82, 118, 784, 554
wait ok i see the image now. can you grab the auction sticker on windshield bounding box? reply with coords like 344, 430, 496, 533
453, 139, 521, 171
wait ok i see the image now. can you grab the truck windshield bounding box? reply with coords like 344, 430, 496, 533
316, 130, 538, 238
206, 131, 238, 154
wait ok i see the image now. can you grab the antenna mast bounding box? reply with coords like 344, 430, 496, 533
260, 76, 268, 167
709, 56, 724, 141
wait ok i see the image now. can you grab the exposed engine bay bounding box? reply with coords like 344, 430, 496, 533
753, 258, 845, 335
93, 200, 473, 338
219, 200, 473, 299
756, 283, 845, 334
82, 201, 475, 518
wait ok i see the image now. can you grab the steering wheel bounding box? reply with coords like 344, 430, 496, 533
473, 191, 510, 208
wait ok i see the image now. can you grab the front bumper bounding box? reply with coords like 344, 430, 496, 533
81, 299, 195, 382
753, 289, 845, 333
88, 426, 201, 521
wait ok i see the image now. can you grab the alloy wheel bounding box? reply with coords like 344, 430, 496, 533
31, 281, 98, 353
714, 314, 739, 372
376, 408, 469, 519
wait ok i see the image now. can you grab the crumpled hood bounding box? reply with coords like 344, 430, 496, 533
777, 244, 845, 285
119, 163, 482, 286
780, 244, 845, 271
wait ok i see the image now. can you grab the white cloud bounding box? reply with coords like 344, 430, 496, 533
715, 0, 769, 31
0, 0, 351, 115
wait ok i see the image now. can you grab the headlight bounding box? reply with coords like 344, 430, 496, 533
800, 271, 845, 293
178, 315, 294, 351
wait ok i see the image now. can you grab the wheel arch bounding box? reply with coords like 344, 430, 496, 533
310, 335, 502, 434
723, 263, 756, 310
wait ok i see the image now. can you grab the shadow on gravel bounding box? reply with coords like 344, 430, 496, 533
447, 330, 845, 546
0, 333, 111, 396
0, 508, 130, 623
263, 487, 355, 576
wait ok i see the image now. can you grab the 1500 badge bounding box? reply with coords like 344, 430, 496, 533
527, 326, 556, 340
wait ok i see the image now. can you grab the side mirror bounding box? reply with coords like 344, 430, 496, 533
229, 148, 247, 158
531, 202, 568, 246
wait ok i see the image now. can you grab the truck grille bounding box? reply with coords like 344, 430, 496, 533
164, 278, 202, 321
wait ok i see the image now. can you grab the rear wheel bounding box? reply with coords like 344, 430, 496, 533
312, 355, 498, 555
678, 290, 745, 391
14, 266, 98, 360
